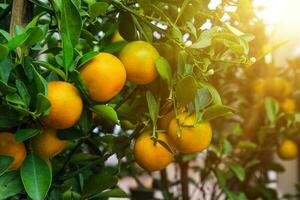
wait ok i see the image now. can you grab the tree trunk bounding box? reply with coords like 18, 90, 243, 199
9, 0, 33, 34
180, 159, 189, 200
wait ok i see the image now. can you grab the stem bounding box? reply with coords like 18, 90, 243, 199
160, 169, 171, 200
9, 0, 33, 34
179, 158, 189, 200
115, 86, 139, 111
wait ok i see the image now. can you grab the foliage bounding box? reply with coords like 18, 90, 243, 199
0, 0, 298, 199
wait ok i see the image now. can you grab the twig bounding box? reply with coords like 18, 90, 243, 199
179, 158, 189, 200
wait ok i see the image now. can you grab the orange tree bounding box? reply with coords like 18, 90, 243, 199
0, 0, 277, 199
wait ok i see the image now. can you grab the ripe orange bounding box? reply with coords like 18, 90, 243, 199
280, 98, 296, 113
168, 113, 212, 154
158, 111, 175, 132
278, 139, 298, 160
32, 127, 67, 159
119, 41, 159, 85
134, 131, 173, 171
41, 81, 83, 129
80, 53, 126, 102
111, 32, 124, 43
0, 132, 26, 169
266, 77, 291, 99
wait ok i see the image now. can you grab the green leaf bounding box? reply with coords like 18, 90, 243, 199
60, 0, 82, 72
77, 51, 99, 68
101, 41, 127, 54
24, 27, 45, 47
0, 44, 8, 61
202, 104, 234, 121
31, 65, 48, 95
0, 58, 12, 83
118, 12, 136, 41
0, 171, 23, 200
82, 169, 118, 198
264, 97, 279, 127
21, 153, 52, 200
0, 105, 23, 128
61, 0, 82, 46
14, 129, 42, 143
57, 127, 85, 140
92, 105, 119, 124
0, 80, 17, 95
229, 162, 245, 182
0, 30, 11, 41
89, 2, 109, 19
5, 93, 26, 106
176, 76, 197, 107
98, 188, 128, 198
33, 60, 66, 80
6, 30, 31, 50
190, 27, 217, 49
236, 140, 257, 149
78, 107, 93, 134
194, 88, 212, 112
16, 80, 31, 106
146, 91, 158, 125
35, 93, 51, 116
155, 56, 172, 85
0, 156, 14, 176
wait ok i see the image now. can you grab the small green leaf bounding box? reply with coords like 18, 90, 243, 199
14, 129, 42, 143
146, 91, 158, 125
16, 80, 31, 106
155, 56, 172, 85
0, 156, 14, 176
229, 162, 245, 182
31, 65, 48, 95
5, 93, 26, 106
190, 27, 217, 49
98, 188, 128, 198
236, 140, 257, 149
89, 2, 109, 19
225, 23, 244, 36
21, 153, 52, 200
92, 105, 119, 124
202, 104, 234, 121
194, 88, 212, 112
264, 97, 279, 127
77, 51, 99, 68
119, 12, 136, 41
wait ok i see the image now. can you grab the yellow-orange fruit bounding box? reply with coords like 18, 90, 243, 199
278, 139, 298, 160
0, 132, 26, 169
32, 127, 67, 159
80, 53, 126, 102
168, 113, 212, 154
134, 131, 173, 171
111, 32, 124, 43
280, 98, 296, 113
119, 41, 159, 85
41, 81, 83, 129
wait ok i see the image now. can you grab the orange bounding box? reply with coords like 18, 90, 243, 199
119, 41, 159, 85
32, 127, 67, 159
111, 32, 124, 43
168, 113, 212, 154
80, 53, 126, 102
158, 111, 175, 132
134, 131, 173, 171
251, 79, 266, 97
41, 81, 83, 129
278, 139, 298, 160
266, 77, 291, 99
280, 98, 296, 113
0, 132, 26, 169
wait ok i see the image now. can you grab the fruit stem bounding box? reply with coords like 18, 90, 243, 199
179, 157, 189, 200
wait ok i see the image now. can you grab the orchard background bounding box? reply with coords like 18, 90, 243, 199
0, 0, 300, 199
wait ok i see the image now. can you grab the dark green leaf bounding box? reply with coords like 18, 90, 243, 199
33, 60, 66, 80
14, 129, 42, 143
0, 80, 17, 95
21, 153, 52, 200
31, 65, 48, 95
0, 156, 14, 176
118, 12, 136, 41
77, 51, 99, 68
146, 91, 158, 125
57, 127, 86, 140
0, 171, 23, 199
0, 105, 23, 128
16, 80, 31, 106
35, 93, 51, 116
